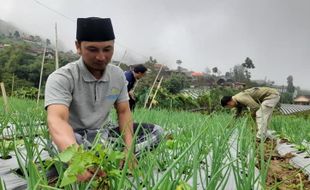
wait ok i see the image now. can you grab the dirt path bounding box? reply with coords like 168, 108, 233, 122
256, 139, 310, 190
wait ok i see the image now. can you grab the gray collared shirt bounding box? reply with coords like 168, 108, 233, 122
44, 58, 129, 131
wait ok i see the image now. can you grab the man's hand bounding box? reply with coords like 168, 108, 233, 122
77, 170, 94, 182
129, 90, 135, 100
115, 101, 135, 172
119, 154, 138, 177
119, 152, 138, 170
128, 155, 138, 170
77, 167, 106, 182
251, 112, 256, 120
127, 154, 138, 170
47, 104, 77, 151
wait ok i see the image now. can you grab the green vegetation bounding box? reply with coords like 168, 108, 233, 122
0, 97, 309, 189
1, 20, 310, 190
271, 115, 310, 146
0, 97, 269, 189
55, 144, 124, 188
0, 33, 78, 97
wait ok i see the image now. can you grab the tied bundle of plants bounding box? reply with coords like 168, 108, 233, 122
54, 144, 125, 189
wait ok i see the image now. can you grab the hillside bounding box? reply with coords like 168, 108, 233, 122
0, 20, 79, 96
0, 19, 20, 36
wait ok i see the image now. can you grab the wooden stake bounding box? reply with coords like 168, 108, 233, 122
148, 76, 163, 110
11, 74, 14, 96
0, 82, 9, 113
37, 44, 47, 105
143, 64, 164, 108
117, 50, 127, 67
55, 23, 59, 70
132, 80, 139, 91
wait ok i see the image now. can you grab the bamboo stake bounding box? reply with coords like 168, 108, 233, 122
143, 64, 164, 108
0, 82, 9, 113
55, 23, 59, 70
117, 50, 127, 67
132, 80, 139, 92
11, 74, 14, 96
37, 44, 47, 105
148, 76, 163, 110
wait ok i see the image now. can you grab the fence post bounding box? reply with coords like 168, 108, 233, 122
37, 44, 47, 105
148, 76, 163, 110
0, 82, 9, 113
144, 65, 163, 108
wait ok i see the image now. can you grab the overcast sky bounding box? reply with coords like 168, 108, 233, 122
0, 0, 309, 90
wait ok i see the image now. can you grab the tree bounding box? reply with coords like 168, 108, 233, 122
176, 59, 182, 72
133, 57, 160, 101
34, 35, 42, 42
46, 38, 51, 46
287, 75, 295, 93
244, 70, 251, 80
163, 73, 189, 94
0, 35, 81, 96
13, 31, 20, 39
212, 67, 218, 74
241, 57, 255, 81
144, 56, 157, 68
232, 65, 246, 82
241, 57, 255, 69
280, 92, 293, 104
225, 72, 232, 79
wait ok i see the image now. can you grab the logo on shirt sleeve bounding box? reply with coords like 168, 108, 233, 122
106, 87, 120, 100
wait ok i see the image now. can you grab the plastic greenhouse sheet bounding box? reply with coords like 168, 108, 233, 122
181, 129, 261, 190
0, 129, 263, 190
1, 172, 27, 190
290, 154, 310, 180
276, 140, 299, 157
279, 104, 310, 115
136, 129, 261, 189
275, 136, 310, 181
0, 123, 46, 140
0, 138, 51, 176
0, 155, 20, 175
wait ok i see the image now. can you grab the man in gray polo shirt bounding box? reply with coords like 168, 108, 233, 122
45, 17, 163, 182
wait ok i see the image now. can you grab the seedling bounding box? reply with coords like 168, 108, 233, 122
54, 144, 124, 189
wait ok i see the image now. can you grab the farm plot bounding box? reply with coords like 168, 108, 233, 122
0, 98, 310, 189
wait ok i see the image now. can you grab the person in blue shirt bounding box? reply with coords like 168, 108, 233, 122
124, 64, 147, 111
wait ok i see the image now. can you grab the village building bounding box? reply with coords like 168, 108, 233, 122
294, 95, 310, 105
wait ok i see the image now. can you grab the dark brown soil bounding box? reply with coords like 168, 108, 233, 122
256, 138, 310, 190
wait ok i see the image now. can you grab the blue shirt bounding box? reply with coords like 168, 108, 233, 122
124, 70, 136, 92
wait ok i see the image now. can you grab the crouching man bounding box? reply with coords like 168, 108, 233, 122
44, 17, 163, 182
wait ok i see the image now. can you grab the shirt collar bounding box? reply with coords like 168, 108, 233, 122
77, 57, 110, 82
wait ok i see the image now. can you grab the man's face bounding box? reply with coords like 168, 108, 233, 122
226, 100, 237, 108
75, 40, 114, 72
136, 72, 146, 80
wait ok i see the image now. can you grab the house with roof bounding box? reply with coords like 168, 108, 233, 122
0, 43, 11, 49
294, 95, 310, 105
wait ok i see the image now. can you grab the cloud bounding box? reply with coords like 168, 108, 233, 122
1, 0, 309, 90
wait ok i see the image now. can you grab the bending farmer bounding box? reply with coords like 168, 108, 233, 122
221, 87, 280, 139
124, 64, 147, 111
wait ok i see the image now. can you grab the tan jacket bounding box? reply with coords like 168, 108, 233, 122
232, 87, 279, 112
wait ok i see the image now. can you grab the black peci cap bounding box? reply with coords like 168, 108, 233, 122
221, 96, 232, 107
76, 17, 115, 42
